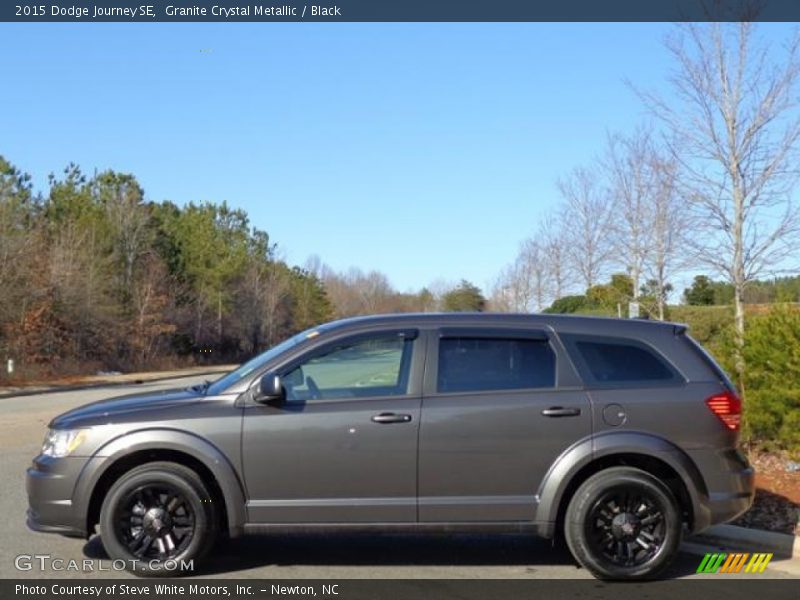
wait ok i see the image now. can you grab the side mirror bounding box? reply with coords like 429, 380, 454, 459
255, 372, 285, 405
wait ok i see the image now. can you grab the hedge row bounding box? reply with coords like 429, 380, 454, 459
673, 304, 800, 452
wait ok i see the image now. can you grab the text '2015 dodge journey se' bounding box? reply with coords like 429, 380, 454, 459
26, 313, 754, 580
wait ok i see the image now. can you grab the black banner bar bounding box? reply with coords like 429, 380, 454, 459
4, 0, 800, 23
4, 579, 800, 600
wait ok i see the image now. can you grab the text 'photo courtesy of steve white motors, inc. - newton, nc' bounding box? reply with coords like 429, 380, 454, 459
14, 583, 340, 597
17, 4, 342, 18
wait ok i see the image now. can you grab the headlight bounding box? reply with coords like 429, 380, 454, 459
41, 429, 86, 457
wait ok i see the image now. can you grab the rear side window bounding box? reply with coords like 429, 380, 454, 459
437, 337, 556, 393
562, 335, 680, 385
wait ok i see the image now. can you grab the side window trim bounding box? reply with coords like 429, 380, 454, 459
438, 327, 548, 341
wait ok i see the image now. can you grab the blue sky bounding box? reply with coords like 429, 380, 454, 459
1, 23, 786, 293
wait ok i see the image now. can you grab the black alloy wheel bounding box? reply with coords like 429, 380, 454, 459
114, 483, 196, 560
585, 486, 667, 567
99, 461, 217, 576
564, 466, 682, 580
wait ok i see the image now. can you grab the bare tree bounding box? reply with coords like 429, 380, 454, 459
646, 156, 687, 320
320, 266, 396, 317
97, 174, 151, 297
520, 239, 549, 311
492, 239, 552, 312
492, 245, 535, 312
240, 258, 292, 350
606, 129, 659, 306
488, 275, 514, 312
48, 221, 115, 358
357, 270, 394, 313
424, 278, 454, 312
262, 263, 292, 346
538, 214, 573, 300
641, 23, 800, 381
129, 254, 176, 366
558, 166, 616, 290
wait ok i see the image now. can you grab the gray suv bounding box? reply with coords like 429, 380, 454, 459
26, 313, 754, 580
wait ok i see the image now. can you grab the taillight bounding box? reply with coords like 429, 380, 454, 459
705, 391, 742, 431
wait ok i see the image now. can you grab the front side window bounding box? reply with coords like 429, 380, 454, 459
283, 334, 413, 401
206, 325, 328, 395
437, 337, 556, 393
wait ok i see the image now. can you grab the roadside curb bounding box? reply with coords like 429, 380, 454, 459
0, 366, 234, 399
685, 524, 800, 573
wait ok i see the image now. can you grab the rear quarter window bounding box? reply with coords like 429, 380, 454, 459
560, 334, 682, 387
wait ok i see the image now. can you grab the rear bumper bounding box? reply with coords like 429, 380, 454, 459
689, 447, 755, 533
26, 455, 88, 538
704, 466, 755, 526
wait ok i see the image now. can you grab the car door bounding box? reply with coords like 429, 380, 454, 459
242, 329, 424, 523
418, 327, 591, 522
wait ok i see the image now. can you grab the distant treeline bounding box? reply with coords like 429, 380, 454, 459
540, 273, 800, 318
682, 275, 800, 307
0, 157, 336, 377
0, 157, 490, 380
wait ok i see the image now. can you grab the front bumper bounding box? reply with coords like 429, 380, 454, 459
26, 455, 89, 538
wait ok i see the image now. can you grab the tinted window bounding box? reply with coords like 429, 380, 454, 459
572, 339, 675, 383
437, 337, 555, 393
284, 335, 413, 401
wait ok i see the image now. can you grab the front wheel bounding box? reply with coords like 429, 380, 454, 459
99, 461, 217, 576
564, 466, 682, 580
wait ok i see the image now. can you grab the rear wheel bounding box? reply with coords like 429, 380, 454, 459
99, 461, 217, 576
564, 466, 682, 580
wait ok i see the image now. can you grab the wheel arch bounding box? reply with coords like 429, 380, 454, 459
75, 429, 246, 539
533, 431, 710, 538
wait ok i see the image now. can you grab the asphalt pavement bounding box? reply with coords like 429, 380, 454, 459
0, 374, 795, 580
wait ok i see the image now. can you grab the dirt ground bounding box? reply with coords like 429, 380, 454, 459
732, 451, 800, 536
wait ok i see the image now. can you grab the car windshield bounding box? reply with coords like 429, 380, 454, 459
205, 327, 325, 395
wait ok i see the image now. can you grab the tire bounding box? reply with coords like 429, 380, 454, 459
564, 466, 682, 580
99, 461, 217, 577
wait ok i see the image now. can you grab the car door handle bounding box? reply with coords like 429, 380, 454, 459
371, 412, 412, 424
541, 406, 582, 417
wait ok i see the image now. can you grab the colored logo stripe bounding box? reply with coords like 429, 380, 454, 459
697, 553, 727, 573
696, 552, 773, 574
745, 553, 773, 573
